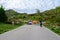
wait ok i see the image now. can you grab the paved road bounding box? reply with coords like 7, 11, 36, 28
0, 25, 60, 40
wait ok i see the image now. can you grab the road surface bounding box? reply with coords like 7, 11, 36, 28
0, 25, 60, 40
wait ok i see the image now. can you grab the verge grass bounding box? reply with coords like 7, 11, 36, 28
44, 21, 60, 35
0, 22, 24, 34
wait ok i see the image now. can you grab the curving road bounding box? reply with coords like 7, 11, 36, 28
0, 25, 60, 40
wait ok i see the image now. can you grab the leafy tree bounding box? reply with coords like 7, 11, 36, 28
36, 9, 40, 14
0, 5, 7, 22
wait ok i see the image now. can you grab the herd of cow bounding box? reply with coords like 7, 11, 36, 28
25, 20, 46, 25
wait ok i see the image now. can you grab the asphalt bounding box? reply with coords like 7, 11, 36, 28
0, 25, 60, 40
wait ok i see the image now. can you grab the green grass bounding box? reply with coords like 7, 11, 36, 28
0, 22, 24, 34
45, 22, 60, 35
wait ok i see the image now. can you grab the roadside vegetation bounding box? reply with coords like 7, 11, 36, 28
0, 22, 24, 34
45, 21, 60, 35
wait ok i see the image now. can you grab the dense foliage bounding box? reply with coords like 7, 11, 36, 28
41, 6, 60, 26
0, 6, 7, 22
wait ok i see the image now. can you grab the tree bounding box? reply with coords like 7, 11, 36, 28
36, 9, 40, 14
0, 5, 7, 22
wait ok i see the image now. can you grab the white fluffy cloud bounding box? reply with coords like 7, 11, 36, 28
0, 0, 60, 13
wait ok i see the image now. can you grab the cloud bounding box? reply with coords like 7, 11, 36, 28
0, 0, 60, 13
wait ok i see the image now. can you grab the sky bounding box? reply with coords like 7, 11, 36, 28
0, 0, 60, 14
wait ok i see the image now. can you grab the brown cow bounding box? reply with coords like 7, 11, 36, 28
32, 20, 39, 24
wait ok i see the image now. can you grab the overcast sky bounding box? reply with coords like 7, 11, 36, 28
0, 0, 60, 13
